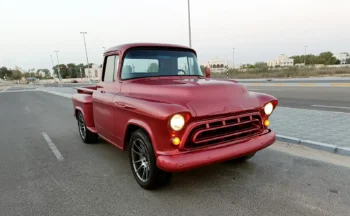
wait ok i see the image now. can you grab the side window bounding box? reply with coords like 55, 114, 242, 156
103, 55, 119, 82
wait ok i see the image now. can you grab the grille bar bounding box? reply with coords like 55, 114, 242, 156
185, 112, 263, 148
193, 126, 261, 144
192, 119, 261, 143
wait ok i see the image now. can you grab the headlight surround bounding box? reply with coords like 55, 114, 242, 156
170, 114, 185, 131
264, 102, 274, 115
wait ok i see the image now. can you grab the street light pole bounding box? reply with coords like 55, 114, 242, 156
187, 0, 192, 47
304, 46, 307, 66
50, 55, 55, 77
54, 51, 62, 82
80, 32, 91, 83
232, 48, 235, 69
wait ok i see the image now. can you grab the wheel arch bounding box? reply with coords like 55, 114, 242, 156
123, 120, 156, 151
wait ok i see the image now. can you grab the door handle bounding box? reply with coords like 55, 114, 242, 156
115, 102, 136, 109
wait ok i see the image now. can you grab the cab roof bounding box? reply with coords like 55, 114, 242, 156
104, 43, 195, 55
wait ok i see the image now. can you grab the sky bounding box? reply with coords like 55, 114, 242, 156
0, 0, 349, 71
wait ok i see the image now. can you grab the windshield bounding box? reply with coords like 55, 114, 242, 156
121, 48, 203, 80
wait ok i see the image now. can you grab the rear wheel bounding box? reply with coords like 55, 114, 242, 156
77, 111, 98, 144
129, 129, 172, 190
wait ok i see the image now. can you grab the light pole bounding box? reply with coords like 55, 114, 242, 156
54, 51, 62, 81
304, 46, 307, 66
232, 48, 235, 69
80, 32, 91, 83
187, 0, 192, 47
50, 55, 55, 78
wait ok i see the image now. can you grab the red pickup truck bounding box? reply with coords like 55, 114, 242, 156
72, 43, 278, 189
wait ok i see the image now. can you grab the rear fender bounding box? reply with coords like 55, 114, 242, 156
72, 94, 95, 129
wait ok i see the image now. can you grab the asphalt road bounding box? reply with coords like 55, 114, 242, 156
248, 86, 350, 113
0, 90, 350, 216
237, 77, 350, 83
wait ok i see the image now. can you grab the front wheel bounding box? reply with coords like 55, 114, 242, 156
129, 129, 172, 190
77, 111, 98, 144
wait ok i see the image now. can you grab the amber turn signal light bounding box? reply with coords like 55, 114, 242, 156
264, 119, 270, 127
172, 137, 181, 145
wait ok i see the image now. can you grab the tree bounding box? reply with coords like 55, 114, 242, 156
67, 63, 79, 78
254, 62, 268, 72
200, 65, 208, 73
11, 70, 22, 80
319, 52, 337, 65
147, 63, 158, 72
0, 66, 11, 79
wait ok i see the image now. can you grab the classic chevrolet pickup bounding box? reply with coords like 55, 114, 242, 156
72, 43, 278, 189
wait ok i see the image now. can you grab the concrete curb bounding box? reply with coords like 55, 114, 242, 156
276, 135, 350, 157
243, 83, 350, 87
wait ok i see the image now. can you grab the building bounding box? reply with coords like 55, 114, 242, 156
203, 59, 228, 73
84, 64, 102, 80
267, 54, 294, 67
334, 52, 349, 65
37, 70, 46, 78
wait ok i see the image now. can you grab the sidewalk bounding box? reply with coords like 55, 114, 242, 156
270, 107, 350, 155
37, 86, 350, 156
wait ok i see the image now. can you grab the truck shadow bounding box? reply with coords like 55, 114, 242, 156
94, 138, 263, 191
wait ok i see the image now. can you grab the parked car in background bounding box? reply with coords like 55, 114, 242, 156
72, 43, 278, 189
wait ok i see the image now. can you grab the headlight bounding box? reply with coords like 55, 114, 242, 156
170, 114, 185, 131
264, 102, 274, 115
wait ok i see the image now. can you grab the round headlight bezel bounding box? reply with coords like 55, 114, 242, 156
264, 102, 274, 115
170, 114, 185, 131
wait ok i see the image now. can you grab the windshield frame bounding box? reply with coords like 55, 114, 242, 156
119, 47, 204, 81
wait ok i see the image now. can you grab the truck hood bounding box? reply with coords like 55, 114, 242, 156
126, 78, 262, 117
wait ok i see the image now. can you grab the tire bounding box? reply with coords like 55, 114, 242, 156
226, 152, 256, 163
128, 129, 172, 190
77, 111, 98, 144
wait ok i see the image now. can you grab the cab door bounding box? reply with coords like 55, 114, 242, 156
93, 54, 121, 143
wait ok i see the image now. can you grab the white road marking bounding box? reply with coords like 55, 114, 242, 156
311, 105, 350, 110
25, 106, 31, 113
41, 132, 64, 161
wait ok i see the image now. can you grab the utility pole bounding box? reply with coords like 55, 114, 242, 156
304, 46, 307, 66
187, 0, 192, 47
80, 32, 91, 83
54, 51, 62, 82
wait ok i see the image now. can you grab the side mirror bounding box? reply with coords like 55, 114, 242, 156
205, 68, 210, 78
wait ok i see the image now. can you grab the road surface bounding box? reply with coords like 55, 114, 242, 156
0, 90, 349, 216
247, 86, 350, 113
236, 77, 350, 83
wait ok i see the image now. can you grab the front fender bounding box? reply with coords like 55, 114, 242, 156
251, 92, 278, 108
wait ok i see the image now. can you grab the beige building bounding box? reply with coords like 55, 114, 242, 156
268, 54, 294, 67
37, 70, 46, 78
85, 64, 102, 80
203, 59, 228, 73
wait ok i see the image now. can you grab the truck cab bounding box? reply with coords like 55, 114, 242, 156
72, 43, 278, 189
